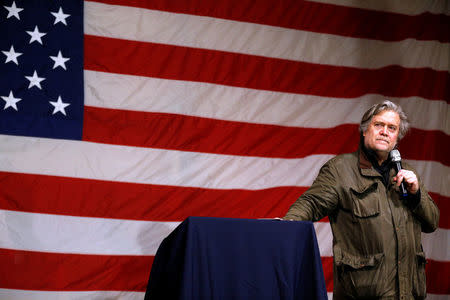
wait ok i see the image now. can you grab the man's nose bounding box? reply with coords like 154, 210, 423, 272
380, 126, 388, 135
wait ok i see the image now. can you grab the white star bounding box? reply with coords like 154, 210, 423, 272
51, 7, 70, 25
1, 91, 22, 111
49, 96, 70, 116
4, 1, 23, 20
25, 70, 46, 89
50, 51, 70, 70
2, 45, 22, 65
26, 26, 47, 44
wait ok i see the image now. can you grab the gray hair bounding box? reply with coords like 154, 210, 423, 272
359, 100, 410, 140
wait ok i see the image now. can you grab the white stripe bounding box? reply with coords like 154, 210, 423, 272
85, 70, 450, 134
0, 135, 333, 190
315, 222, 333, 256
0, 135, 447, 196
422, 228, 450, 261
0, 289, 144, 300
84, 1, 449, 71
405, 159, 450, 198
1, 210, 447, 261
307, 0, 450, 16
426, 295, 450, 300
0, 210, 178, 255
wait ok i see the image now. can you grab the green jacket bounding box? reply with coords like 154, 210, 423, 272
284, 150, 439, 299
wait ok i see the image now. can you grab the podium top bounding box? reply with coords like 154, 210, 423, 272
145, 216, 327, 300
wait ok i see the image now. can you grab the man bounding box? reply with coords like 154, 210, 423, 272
284, 101, 439, 299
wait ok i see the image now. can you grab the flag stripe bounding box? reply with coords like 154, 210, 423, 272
83, 106, 449, 165
322, 257, 334, 292
0, 134, 331, 190
308, 0, 450, 15
0, 247, 447, 294
426, 260, 450, 295
421, 228, 450, 262
1, 135, 448, 196
0, 248, 152, 291
0, 290, 145, 300
1, 210, 447, 262
0, 171, 447, 229
84, 35, 450, 102
89, 0, 450, 42
400, 129, 449, 166
315, 223, 333, 257
85, 1, 450, 71
431, 192, 450, 229
0, 210, 178, 256
83, 107, 361, 158
0, 172, 303, 221
84, 71, 450, 134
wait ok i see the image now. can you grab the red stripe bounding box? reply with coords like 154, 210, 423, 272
82, 106, 449, 166
1, 248, 446, 294
398, 129, 450, 166
0, 171, 304, 221
84, 35, 450, 102
430, 192, 450, 229
91, 0, 450, 42
1, 171, 448, 228
0, 248, 152, 291
322, 256, 334, 292
426, 260, 450, 294
83, 106, 359, 158
399, 128, 450, 166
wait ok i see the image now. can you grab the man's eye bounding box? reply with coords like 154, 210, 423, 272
388, 126, 397, 131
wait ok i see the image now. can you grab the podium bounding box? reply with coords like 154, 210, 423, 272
144, 217, 327, 300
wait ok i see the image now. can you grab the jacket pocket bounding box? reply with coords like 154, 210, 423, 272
349, 182, 380, 218
334, 247, 385, 298
413, 251, 427, 298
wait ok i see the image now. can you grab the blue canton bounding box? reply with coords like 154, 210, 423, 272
0, 0, 84, 139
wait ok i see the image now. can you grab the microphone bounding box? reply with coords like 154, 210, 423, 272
389, 149, 408, 197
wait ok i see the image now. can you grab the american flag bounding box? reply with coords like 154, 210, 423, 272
0, 0, 448, 299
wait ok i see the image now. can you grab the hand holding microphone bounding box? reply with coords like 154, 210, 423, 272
389, 150, 419, 196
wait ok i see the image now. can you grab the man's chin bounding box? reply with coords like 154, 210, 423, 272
374, 148, 394, 159
372, 145, 392, 154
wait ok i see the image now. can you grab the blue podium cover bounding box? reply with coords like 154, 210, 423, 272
145, 217, 327, 300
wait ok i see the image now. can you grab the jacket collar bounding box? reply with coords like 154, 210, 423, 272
359, 148, 372, 169
358, 148, 383, 177
358, 148, 398, 185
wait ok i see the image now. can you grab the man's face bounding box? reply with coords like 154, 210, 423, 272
363, 110, 400, 157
